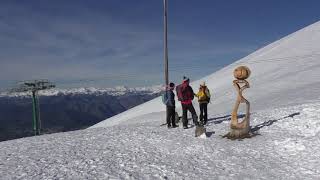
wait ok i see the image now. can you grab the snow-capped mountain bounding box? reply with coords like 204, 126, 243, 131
0, 86, 162, 142
1, 21, 320, 179
0, 85, 163, 98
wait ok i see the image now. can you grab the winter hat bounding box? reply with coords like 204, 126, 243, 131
183, 76, 190, 82
200, 81, 206, 87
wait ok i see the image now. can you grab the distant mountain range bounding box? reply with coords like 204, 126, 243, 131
0, 85, 163, 97
0, 86, 162, 141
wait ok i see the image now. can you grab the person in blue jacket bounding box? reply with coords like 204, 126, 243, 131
163, 82, 178, 128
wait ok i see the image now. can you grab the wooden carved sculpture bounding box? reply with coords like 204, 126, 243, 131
225, 66, 251, 139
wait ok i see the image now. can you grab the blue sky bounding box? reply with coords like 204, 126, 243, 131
0, 0, 319, 89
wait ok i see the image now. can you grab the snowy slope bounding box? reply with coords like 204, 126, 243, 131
1, 21, 320, 179
91, 21, 320, 128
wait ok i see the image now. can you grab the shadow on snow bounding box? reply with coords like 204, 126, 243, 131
250, 112, 300, 133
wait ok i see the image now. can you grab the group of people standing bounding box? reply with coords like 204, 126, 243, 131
162, 76, 211, 129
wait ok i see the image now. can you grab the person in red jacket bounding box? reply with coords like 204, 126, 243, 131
176, 76, 199, 129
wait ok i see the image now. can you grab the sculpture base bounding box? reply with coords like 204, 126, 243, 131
223, 127, 251, 140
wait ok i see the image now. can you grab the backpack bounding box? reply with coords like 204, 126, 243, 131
205, 88, 211, 102
176, 85, 184, 101
177, 84, 194, 101
162, 92, 168, 105
198, 87, 211, 102
198, 91, 208, 101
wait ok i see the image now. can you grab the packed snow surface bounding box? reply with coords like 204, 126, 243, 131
0, 103, 320, 179
1, 21, 320, 179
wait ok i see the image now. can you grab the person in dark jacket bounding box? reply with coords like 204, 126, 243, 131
176, 76, 199, 129
164, 82, 177, 128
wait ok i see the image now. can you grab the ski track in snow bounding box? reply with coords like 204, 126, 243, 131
1, 102, 320, 179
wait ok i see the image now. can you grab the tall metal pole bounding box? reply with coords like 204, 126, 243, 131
32, 91, 40, 135
36, 94, 41, 135
164, 0, 169, 86
31, 91, 38, 135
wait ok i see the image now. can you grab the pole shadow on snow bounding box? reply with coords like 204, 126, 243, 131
180, 114, 245, 128
207, 114, 246, 125
250, 112, 300, 133
180, 114, 245, 125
